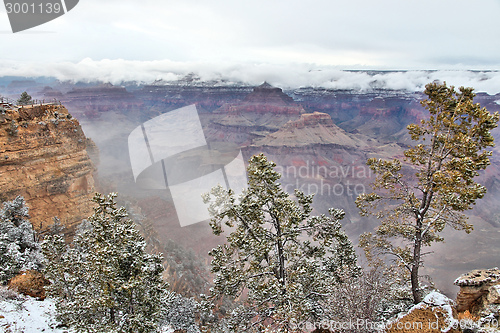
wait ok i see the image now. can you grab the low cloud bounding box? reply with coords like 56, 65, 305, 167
1, 59, 500, 94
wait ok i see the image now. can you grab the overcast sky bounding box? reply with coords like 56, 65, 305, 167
1, 0, 500, 89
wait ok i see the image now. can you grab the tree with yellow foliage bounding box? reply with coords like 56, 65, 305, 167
356, 82, 499, 303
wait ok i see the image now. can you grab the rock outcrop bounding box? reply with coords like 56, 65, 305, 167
454, 268, 500, 313
253, 112, 363, 148
386, 292, 460, 333
8, 270, 50, 300
0, 103, 97, 233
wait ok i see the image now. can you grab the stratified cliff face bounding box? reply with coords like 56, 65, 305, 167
0, 103, 97, 232
205, 83, 306, 145
63, 84, 143, 119
215, 82, 305, 118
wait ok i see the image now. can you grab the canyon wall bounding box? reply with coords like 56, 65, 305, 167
0, 103, 97, 233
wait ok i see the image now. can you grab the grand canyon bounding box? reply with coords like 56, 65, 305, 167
2, 73, 500, 298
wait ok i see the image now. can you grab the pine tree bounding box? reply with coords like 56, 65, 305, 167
17, 91, 32, 105
203, 154, 360, 332
356, 82, 499, 303
42, 193, 170, 332
0, 196, 43, 284
161, 292, 201, 333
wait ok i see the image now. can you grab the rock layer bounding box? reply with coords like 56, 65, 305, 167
0, 104, 97, 233
206, 82, 306, 145
454, 268, 500, 312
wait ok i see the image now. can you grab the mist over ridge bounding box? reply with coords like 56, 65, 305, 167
1, 59, 500, 94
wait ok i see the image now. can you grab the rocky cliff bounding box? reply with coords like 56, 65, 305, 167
0, 103, 97, 233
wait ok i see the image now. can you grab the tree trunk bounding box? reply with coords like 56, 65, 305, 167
274, 215, 286, 295
410, 262, 421, 304
411, 221, 423, 304
276, 236, 286, 291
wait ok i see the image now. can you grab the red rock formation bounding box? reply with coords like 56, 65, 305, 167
284, 112, 335, 128
206, 83, 306, 145
216, 82, 305, 116
254, 112, 363, 148
0, 103, 97, 233
62, 83, 142, 119
8, 270, 50, 300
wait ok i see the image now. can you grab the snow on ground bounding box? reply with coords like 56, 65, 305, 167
0, 289, 176, 333
0, 292, 69, 333
423, 291, 458, 332
423, 291, 454, 307
384, 291, 459, 332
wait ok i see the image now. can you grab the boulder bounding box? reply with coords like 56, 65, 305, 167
486, 285, 500, 305
8, 270, 50, 300
386, 292, 460, 333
